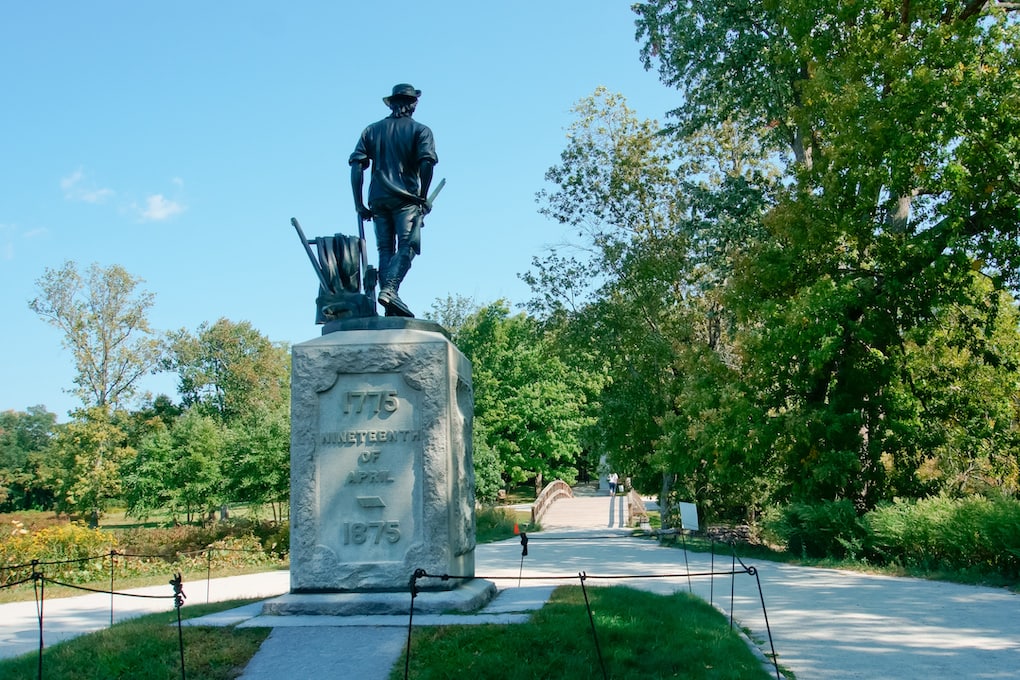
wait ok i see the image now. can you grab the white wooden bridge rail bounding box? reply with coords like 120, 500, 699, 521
531, 480, 573, 524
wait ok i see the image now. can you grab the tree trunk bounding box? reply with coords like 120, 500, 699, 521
660, 473, 675, 529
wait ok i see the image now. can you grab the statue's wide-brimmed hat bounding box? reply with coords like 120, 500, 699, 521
383, 83, 421, 105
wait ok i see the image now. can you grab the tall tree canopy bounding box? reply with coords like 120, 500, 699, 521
528, 3, 1020, 519
629, 0, 1020, 507
529, 88, 775, 519
51, 407, 134, 524
166, 318, 290, 425
124, 408, 226, 523
29, 261, 164, 411
0, 406, 59, 511
453, 301, 595, 498
162, 318, 290, 514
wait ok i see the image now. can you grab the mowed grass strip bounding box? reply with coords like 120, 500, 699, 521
0, 599, 269, 680
392, 585, 773, 680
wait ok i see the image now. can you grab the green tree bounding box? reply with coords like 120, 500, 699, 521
163, 318, 290, 513
895, 281, 1020, 497
225, 404, 290, 521
52, 407, 133, 525
0, 406, 59, 510
166, 318, 290, 425
454, 301, 592, 497
529, 89, 775, 520
634, 0, 1020, 507
29, 261, 164, 411
124, 409, 225, 523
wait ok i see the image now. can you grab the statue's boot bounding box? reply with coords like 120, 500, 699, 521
378, 289, 414, 317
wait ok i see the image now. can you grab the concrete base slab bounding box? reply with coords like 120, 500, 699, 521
234, 612, 531, 628
260, 578, 496, 616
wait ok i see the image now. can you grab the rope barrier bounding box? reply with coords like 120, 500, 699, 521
411, 567, 752, 583
0, 552, 109, 572
523, 533, 641, 541
0, 574, 38, 590
1, 530, 277, 680
41, 577, 177, 599
1, 545, 270, 574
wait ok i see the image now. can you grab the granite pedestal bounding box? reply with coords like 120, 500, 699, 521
284, 319, 487, 613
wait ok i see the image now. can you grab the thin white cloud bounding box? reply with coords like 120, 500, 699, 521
140, 194, 185, 221
0, 223, 45, 260
59, 168, 83, 190
61, 168, 114, 204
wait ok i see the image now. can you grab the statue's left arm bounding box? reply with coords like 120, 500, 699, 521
416, 124, 438, 214
350, 160, 373, 220
418, 159, 434, 213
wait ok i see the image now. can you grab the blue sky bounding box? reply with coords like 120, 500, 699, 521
0, 2, 679, 419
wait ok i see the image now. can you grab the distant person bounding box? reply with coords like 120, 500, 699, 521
608, 471, 619, 496
349, 83, 438, 317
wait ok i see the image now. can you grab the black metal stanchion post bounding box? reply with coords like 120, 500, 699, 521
729, 544, 737, 628
518, 532, 529, 587
578, 572, 608, 680
171, 572, 187, 680
404, 569, 426, 680
109, 549, 117, 626
33, 561, 43, 680
710, 540, 715, 606
206, 549, 213, 604
749, 566, 781, 680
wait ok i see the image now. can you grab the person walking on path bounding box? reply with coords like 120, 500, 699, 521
607, 471, 619, 495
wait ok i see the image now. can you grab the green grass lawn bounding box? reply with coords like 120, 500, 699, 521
393, 585, 774, 679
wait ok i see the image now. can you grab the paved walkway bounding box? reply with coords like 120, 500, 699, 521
2, 491, 1019, 678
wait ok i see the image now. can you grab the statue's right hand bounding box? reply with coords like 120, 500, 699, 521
357, 206, 373, 220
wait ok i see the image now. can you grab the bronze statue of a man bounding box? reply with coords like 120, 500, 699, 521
349, 83, 438, 318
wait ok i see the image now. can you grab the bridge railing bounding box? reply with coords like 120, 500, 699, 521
531, 479, 573, 524
625, 488, 648, 527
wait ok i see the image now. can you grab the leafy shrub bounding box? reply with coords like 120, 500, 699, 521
0, 518, 290, 589
865, 494, 1020, 578
475, 506, 530, 543
1, 522, 117, 585
767, 500, 866, 559
258, 522, 289, 558
116, 518, 288, 560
